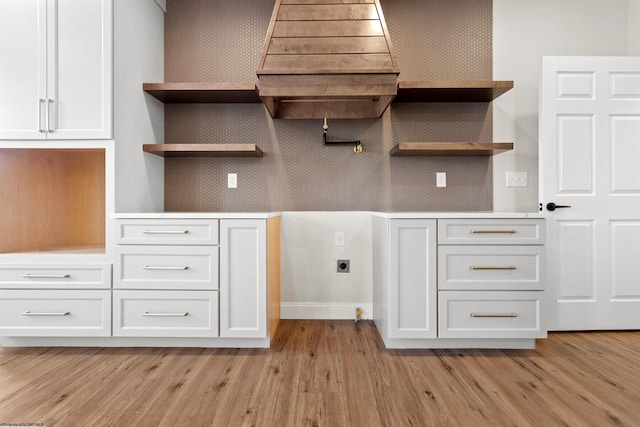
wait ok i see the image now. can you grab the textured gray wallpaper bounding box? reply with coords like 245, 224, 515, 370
163, 0, 494, 212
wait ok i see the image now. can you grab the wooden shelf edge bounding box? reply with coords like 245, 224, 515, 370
143, 144, 264, 158
142, 82, 261, 103
394, 80, 514, 103
390, 142, 514, 157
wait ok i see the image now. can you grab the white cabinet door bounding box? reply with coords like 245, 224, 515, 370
220, 220, 267, 338
388, 219, 437, 339
0, 0, 112, 140
0, 0, 47, 139
49, 0, 112, 139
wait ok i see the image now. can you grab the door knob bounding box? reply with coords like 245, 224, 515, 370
546, 202, 572, 211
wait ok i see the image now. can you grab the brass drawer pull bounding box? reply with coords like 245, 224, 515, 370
142, 312, 189, 317
143, 230, 189, 234
22, 273, 71, 279
470, 230, 517, 234
470, 266, 517, 271
470, 313, 518, 318
22, 311, 70, 317
143, 265, 189, 270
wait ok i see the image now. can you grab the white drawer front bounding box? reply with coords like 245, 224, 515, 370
114, 246, 219, 290
438, 291, 545, 339
0, 290, 111, 337
0, 264, 111, 289
113, 290, 219, 337
438, 219, 545, 245
116, 219, 219, 245
438, 246, 544, 290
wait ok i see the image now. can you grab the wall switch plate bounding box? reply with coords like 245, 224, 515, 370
506, 171, 528, 187
335, 231, 345, 246
436, 172, 447, 187
228, 173, 237, 188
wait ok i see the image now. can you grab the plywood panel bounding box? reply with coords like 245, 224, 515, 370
272, 20, 383, 37
267, 36, 389, 55
262, 53, 394, 73
277, 4, 378, 21
0, 149, 105, 254
267, 216, 281, 341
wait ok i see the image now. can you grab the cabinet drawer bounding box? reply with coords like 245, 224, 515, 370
114, 246, 219, 290
438, 219, 545, 245
115, 219, 219, 245
0, 290, 111, 337
0, 264, 111, 289
438, 246, 544, 290
438, 291, 545, 339
113, 290, 219, 337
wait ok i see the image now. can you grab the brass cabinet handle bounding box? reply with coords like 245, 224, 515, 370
470, 230, 517, 234
470, 313, 518, 318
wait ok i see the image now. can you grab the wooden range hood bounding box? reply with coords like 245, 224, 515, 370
256, 0, 400, 119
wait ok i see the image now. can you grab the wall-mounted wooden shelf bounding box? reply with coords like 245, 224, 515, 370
390, 142, 514, 157
394, 81, 513, 102
143, 144, 264, 157
143, 81, 513, 105
143, 82, 261, 103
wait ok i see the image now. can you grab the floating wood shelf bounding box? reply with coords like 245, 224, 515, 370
143, 144, 264, 157
390, 142, 514, 157
142, 81, 513, 105
143, 82, 261, 103
394, 81, 513, 103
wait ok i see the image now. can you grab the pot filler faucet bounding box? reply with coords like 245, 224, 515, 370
322, 118, 363, 154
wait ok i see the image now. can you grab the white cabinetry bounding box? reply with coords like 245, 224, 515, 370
220, 219, 267, 338
373, 215, 546, 349
113, 219, 220, 338
0, 264, 111, 337
0, 0, 112, 140
111, 215, 281, 345
437, 219, 546, 340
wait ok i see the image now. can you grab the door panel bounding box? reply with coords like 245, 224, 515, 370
0, 0, 46, 139
541, 56, 640, 330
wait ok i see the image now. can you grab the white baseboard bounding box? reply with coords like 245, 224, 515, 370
281, 302, 372, 320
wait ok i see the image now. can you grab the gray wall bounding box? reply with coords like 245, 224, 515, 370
163, 0, 494, 212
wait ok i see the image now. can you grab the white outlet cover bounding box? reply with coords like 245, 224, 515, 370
228, 173, 237, 188
506, 171, 528, 187
436, 172, 447, 187
335, 231, 345, 246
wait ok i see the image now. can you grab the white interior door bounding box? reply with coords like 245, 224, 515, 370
540, 56, 640, 330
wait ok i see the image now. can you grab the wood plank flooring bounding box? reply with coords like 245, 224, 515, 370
1, 320, 639, 426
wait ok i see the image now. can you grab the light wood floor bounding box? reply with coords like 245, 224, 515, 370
1, 320, 639, 426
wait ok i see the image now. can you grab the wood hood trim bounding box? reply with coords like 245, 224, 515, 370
256, 0, 400, 119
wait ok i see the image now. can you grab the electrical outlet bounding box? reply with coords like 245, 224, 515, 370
436, 172, 447, 187
335, 231, 345, 246
337, 260, 350, 273
506, 171, 528, 187
228, 173, 237, 188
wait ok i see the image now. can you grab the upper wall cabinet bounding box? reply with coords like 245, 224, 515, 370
0, 0, 113, 140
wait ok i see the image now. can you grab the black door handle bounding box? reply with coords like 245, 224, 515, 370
546, 202, 572, 211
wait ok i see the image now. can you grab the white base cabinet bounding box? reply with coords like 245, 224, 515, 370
373, 215, 546, 349
109, 215, 280, 346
